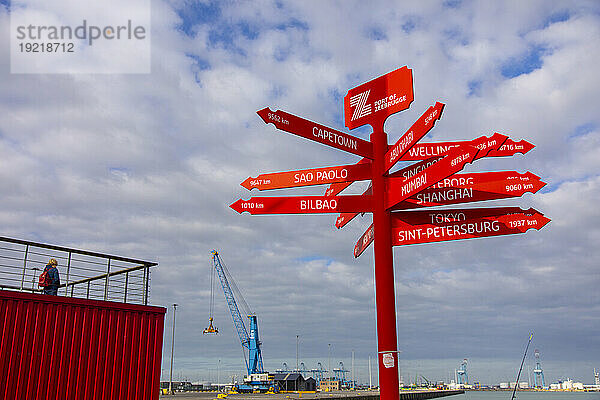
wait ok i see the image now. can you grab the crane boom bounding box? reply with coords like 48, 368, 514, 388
211, 250, 264, 375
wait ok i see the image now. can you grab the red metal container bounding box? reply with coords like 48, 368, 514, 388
0, 290, 166, 400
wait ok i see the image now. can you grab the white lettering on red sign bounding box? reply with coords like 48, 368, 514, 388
389, 131, 414, 163
397, 220, 501, 242
300, 199, 338, 211
401, 173, 427, 197
312, 127, 358, 151
416, 188, 473, 204
406, 144, 459, 159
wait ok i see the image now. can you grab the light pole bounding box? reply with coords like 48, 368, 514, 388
218, 359, 221, 391
296, 335, 299, 373
328, 343, 331, 381
369, 356, 372, 389
352, 350, 355, 390
169, 303, 178, 395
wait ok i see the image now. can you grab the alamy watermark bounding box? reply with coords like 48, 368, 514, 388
10, 0, 151, 73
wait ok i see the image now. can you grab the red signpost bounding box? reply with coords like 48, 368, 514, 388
231, 66, 549, 400
241, 163, 372, 191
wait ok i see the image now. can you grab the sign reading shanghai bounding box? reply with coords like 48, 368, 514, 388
390, 171, 546, 210
354, 207, 550, 257
344, 66, 414, 129
257, 108, 374, 159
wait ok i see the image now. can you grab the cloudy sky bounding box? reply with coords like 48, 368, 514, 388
1, 0, 599, 386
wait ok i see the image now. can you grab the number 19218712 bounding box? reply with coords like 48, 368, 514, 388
19, 42, 74, 52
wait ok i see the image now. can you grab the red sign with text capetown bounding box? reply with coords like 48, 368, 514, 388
231, 66, 549, 400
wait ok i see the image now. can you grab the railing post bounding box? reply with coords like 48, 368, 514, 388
64, 252, 72, 296
20, 244, 29, 291
87, 281, 91, 299
124, 271, 129, 303
31, 267, 39, 292
104, 259, 111, 301
144, 265, 150, 305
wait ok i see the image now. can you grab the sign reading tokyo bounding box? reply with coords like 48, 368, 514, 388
344, 66, 414, 130
391, 207, 550, 246
354, 207, 550, 257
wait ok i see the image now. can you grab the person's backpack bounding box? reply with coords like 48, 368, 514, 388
38, 268, 52, 287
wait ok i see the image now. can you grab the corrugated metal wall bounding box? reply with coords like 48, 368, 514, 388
0, 290, 166, 400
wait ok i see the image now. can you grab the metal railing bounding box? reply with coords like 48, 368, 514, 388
0, 236, 157, 305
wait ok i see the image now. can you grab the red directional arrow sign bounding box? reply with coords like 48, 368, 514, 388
336, 184, 372, 228
257, 108, 374, 159
391, 171, 546, 210
241, 163, 372, 191
385, 133, 508, 209
401, 137, 534, 161
354, 206, 550, 257
354, 223, 375, 258
384, 102, 445, 172
345, 66, 414, 130
323, 158, 371, 197
391, 207, 550, 246
230, 195, 372, 215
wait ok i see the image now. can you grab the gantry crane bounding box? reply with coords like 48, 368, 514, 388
204, 250, 274, 392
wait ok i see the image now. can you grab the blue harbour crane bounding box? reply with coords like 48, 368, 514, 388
533, 349, 546, 389
456, 359, 468, 385
204, 250, 273, 392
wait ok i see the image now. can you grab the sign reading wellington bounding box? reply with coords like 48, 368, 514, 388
230, 66, 549, 400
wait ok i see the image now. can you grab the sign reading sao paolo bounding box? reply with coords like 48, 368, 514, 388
344, 66, 414, 130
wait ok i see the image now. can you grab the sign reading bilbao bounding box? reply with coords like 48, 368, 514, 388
230, 195, 372, 215
344, 66, 414, 129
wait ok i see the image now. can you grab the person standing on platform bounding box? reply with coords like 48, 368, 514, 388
40, 258, 61, 295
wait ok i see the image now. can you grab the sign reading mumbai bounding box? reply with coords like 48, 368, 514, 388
344, 66, 414, 130
385, 133, 508, 209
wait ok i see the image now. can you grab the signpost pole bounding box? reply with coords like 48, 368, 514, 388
370, 124, 400, 400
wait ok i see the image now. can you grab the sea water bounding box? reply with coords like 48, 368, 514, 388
463, 391, 600, 400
